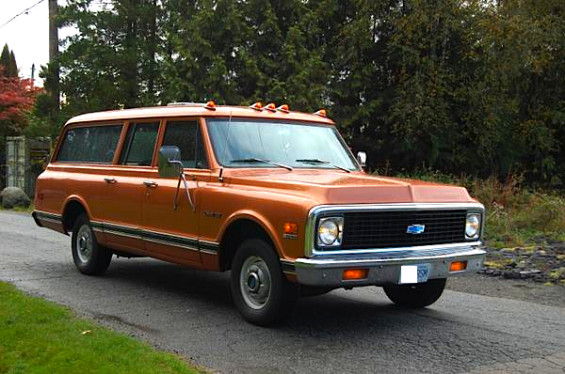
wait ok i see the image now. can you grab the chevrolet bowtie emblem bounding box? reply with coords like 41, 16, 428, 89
406, 224, 425, 235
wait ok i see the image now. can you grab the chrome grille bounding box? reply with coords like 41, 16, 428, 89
338, 210, 467, 250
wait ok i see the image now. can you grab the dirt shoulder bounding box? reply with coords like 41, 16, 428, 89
447, 273, 565, 308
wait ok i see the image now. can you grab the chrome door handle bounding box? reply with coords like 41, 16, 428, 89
104, 177, 116, 184
143, 180, 158, 188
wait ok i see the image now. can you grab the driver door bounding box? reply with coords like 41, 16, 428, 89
142, 118, 210, 265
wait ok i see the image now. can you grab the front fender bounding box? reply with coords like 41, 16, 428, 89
219, 209, 284, 257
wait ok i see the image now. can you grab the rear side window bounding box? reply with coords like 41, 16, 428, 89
57, 124, 122, 163
119, 122, 160, 166
162, 121, 208, 169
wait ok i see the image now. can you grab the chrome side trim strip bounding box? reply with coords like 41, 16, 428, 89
144, 236, 199, 252
37, 217, 61, 225
94, 221, 219, 254
33, 210, 220, 254
200, 249, 219, 255
103, 229, 143, 240
33, 210, 63, 222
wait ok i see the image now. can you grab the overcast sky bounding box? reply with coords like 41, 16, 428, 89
0, 0, 74, 85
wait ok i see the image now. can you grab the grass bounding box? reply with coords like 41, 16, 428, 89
0, 282, 202, 374
389, 171, 565, 248
0, 204, 34, 213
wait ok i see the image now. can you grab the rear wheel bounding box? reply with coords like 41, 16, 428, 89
231, 239, 299, 326
383, 278, 446, 308
71, 214, 112, 275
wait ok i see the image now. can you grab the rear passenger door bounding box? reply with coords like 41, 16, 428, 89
55, 123, 124, 241
142, 119, 210, 265
101, 121, 160, 253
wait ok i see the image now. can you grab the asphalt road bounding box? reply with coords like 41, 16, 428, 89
1, 210, 564, 374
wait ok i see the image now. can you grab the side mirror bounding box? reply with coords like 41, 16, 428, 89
158, 146, 183, 178
356, 151, 367, 168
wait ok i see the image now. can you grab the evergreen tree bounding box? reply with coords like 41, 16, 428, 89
34, 0, 565, 188
0, 44, 18, 77
9, 51, 17, 77
58, 0, 162, 114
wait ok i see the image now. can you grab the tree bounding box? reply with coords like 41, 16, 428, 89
37, 0, 565, 188
0, 44, 18, 77
0, 66, 41, 136
57, 0, 162, 114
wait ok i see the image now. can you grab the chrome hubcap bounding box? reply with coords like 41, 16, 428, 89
76, 225, 93, 263
240, 256, 271, 309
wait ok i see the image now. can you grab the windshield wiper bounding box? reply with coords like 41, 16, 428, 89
295, 159, 351, 173
230, 158, 293, 171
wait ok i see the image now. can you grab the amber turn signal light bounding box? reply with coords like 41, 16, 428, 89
342, 269, 369, 281
283, 222, 298, 235
450, 261, 467, 272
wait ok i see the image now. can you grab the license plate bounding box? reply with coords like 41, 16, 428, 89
400, 264, 430, 284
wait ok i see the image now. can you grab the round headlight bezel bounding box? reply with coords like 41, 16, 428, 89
317, 217, 344, 248
465, 213, 481, 240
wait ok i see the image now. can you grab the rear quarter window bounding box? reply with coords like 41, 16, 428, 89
57, 124, 123, 163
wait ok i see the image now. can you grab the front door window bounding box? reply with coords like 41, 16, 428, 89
162, 120, 208, 169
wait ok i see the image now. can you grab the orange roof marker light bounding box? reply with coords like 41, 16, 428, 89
314, 109, 327, 117
250, 102, 264, 111
204, 100, 216, 110
276, 104, 290, 113
265, 103, 277, 112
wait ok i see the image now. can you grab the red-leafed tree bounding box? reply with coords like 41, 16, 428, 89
0, 66, 42, 136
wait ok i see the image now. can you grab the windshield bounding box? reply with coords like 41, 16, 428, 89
206, 119, 359, 171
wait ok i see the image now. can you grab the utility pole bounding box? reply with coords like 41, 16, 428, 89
48, 0, 59, 111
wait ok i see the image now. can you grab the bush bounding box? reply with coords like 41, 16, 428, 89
385, 169, 565, 247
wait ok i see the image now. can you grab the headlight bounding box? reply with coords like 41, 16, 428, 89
317, 217, 343, 247
465, 213, 481, 239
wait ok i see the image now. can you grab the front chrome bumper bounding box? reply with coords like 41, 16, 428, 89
293, 244, 486, 287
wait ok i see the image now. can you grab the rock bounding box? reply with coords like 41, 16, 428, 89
506, 270, 527, 279
1, 187, 31, 209
519, 270, 542, 279
520, 269, 542, 275
536, 250, 548, 257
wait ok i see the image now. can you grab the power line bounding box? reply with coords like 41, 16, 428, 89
0, 0, 46, 30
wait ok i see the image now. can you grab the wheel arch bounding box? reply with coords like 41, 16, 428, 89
61, 195, 92, 233
218, 212, 282, 272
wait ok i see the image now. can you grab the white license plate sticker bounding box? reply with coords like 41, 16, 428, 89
400, 264, 430, 284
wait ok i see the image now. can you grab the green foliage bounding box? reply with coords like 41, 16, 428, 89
0, 281, 200, 374
30, 0, 565, 189
392, 169, 565, 247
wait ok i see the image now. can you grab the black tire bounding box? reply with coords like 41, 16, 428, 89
383, 278, 446, 308
71, 214, 112, 275
231, 238, 299, 326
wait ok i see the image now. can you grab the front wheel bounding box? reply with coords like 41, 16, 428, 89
383, 278, 446, 308
71, 214, 112, 275
231, 239, 299, 326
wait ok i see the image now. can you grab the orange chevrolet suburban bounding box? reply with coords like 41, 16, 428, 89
33, 102, 486, 325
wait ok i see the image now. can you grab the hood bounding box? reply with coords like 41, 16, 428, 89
225, 169, 475, 205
